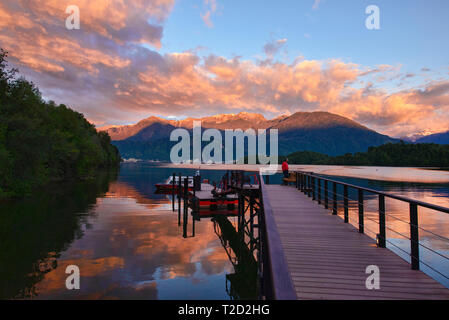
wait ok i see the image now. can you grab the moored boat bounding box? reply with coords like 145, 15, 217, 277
155, 176, 194, 193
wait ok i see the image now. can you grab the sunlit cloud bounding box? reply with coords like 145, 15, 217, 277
263, 38, 287, 59
201, 0, 218, 28
0, 0, 448, 137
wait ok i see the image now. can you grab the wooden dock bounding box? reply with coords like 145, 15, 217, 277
191, 183, 238, 212
263, 184, 449, 300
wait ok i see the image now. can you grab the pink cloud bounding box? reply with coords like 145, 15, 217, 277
0, 0, 448, 138
201, 0, 218, 28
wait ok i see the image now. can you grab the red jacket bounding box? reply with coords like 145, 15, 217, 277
282, 161, 289, 171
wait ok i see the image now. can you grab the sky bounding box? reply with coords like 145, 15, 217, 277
0, 0, 448, 137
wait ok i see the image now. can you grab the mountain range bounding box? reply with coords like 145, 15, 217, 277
99, 111, 399, 161
415, 131, 449, 144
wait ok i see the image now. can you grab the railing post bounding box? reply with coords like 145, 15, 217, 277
358, 189, 364, 233
343, 185, 349, 223
378, 195, 386, 248
305, 174, 308, 194
318, 179, 321, 204
305, 174, 308, 193
296, 172, 299, 189
324, 180, 328, 209
311, 176, 315, 200
303, 174, 312, 196
332, 182, 337, 215
410, 203, 420, 270
306, 175, 310, 196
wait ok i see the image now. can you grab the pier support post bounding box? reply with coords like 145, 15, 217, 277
183, 177, 188, 238
250, 193, 255, 252
178, 173, 181, 226
192, 203, 195, 237
172, 173, 175, 212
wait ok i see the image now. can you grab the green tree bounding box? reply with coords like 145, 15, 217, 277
0, 49, 121, 199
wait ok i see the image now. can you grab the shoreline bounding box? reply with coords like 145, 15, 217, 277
122, 162, 449, 184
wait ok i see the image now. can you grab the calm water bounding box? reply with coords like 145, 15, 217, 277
1, 164, 448, 299
0, 165, 254, 299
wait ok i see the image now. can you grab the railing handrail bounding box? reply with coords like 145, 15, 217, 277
296, 170, 449, 214
258, 173, 297, 300
295, 170, 449, 277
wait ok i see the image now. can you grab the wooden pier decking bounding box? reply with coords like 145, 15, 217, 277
263, 184, 449, 300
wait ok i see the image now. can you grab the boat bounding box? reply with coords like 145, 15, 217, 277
191, 182, 239, 212
155, 176, 194, 193
196, 197, 239, 211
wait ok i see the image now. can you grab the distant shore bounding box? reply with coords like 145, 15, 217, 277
122, 161, 449, 184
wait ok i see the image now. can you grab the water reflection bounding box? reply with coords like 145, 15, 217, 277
2, 163, 448, 298
0, 165, 240, 299
212, 216, 258, 300
0, 171, 117, 299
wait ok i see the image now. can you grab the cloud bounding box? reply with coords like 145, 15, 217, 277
1, 0, 448, 137
201, 11, 214, 28
201, 0, 218, 28
312, 0, 321, 10
263, 38, 287, 59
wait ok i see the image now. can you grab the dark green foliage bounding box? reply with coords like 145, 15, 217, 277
0, 49, 120, 199
0, 171, 117, 298
279, 151, 331, 164
285, 141, 449, 167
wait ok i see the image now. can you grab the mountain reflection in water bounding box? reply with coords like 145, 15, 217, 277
1, 163, 449, 299
0, 165, 250, 299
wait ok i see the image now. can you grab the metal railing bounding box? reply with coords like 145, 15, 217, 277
295, 170, 449, 281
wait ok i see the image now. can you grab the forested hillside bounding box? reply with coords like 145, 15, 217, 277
285, 142, 449, 167
0, 50, 120, 199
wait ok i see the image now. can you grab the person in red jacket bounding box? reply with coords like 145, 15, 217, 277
282, 158, 289, 184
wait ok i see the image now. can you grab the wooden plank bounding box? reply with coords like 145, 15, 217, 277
259, 176, 297, 300
263, 185, 449, 300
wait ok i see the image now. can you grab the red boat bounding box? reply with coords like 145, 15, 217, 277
196, 198, 238, 211
155, 176, 194, 193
